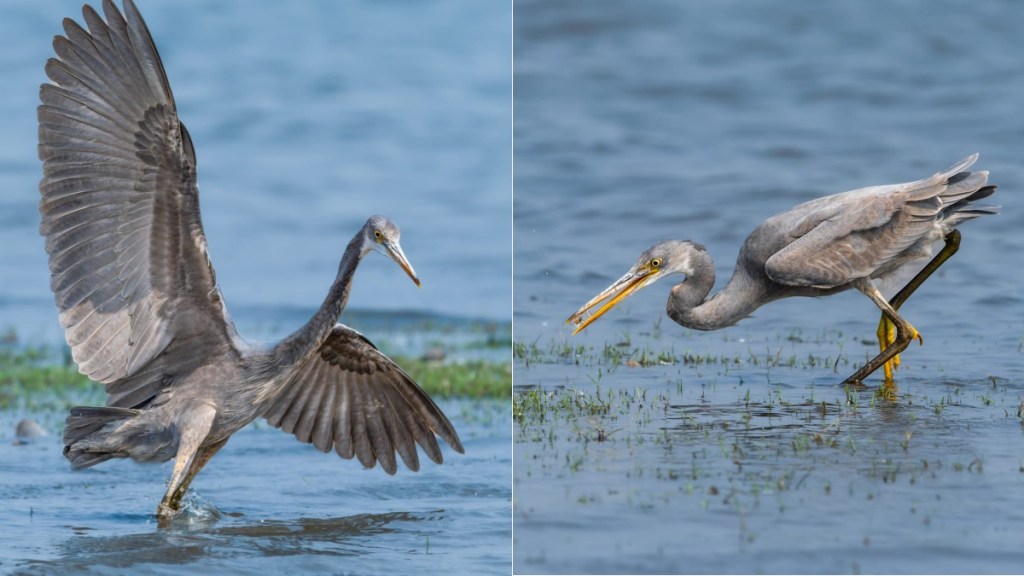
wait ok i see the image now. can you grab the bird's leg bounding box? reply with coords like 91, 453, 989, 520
156, 402, 217, 522
159, 436, 229, 524
875, 230, 962, 381
844, 279, 921, 387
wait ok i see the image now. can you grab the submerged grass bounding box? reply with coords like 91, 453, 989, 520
514, 328, 854, 373
515, 329, 1022, 573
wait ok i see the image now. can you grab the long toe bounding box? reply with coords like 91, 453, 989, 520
904, 322, 923, 346
875, 315, 895, 354
878, 315, 901, 378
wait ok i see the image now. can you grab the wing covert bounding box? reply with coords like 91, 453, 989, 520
764, 155, 985, 289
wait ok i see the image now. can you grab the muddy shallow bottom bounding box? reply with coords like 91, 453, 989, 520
1, 398, 510, 575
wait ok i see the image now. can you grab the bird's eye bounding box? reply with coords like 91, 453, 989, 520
373, 230, 383, 241
651, 258, 662, 268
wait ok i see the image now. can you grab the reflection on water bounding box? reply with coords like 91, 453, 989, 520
34, 511, 436, 572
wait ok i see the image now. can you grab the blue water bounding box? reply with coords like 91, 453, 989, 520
514, 0, 1024, 573
515, 0, 1023, 346
2, 399, 510, 575
0, 0, 511, 347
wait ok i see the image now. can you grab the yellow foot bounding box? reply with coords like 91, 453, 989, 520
875, 314, 923, 381
876, 315, 900, 380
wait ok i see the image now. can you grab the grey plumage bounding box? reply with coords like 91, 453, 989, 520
568, 154, 998, 384
39, 0, 462, 520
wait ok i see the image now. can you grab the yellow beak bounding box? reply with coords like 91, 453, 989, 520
566, 264, 658, 335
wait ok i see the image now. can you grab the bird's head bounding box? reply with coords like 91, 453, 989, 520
362, 215, 420, 287
566, 240, 702, 334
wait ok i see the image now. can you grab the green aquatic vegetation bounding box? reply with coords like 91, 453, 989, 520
398, 358, 510, 398
0, 337, 511, 409
0, 340, 93, 410
516, 347, 1022, 575
0, 364, 95, 411
513, 330, 862, 378
513, 386, 615, 424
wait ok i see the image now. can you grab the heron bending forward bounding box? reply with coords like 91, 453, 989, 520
39, 0, 462, 521
568, 154, 998, 387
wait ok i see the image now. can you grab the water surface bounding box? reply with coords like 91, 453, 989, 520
2, 400, 510, 574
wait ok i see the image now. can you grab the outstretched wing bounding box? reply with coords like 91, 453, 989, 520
764, 155, 987, 289
263, 325, 464, 474
38, 0, 239, 397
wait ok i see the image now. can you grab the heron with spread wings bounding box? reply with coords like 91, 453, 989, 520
567, 155, 998, 386
39, 0, 462, 521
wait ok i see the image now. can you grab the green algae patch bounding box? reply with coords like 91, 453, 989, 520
398, 358, 511, 398
1, 337, 511, 409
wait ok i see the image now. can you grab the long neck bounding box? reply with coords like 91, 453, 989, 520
272, 231, 365, 367
667, 250, 768, 331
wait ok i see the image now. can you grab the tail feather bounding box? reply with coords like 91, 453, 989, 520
938, 171, 989, 204
942, 184, 1000, 227
64, 406, 140, 470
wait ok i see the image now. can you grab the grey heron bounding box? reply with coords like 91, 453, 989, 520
38, 0, 463, 521
567, 154, 998, 387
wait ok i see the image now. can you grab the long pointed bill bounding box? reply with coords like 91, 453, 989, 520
384, 241, 421, 287
566, 266, 657, 335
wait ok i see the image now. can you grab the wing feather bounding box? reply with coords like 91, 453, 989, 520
264, 325, 464, 475
279, 369, 319, 435
38, 0, 240, 403
333, 377, 355, 460
348, 374, 374, 468
310, 376, 336, 453
293, 362, 328, 443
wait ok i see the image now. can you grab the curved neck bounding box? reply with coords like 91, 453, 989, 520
667, 250, 768, 331
272, 231, 365, 366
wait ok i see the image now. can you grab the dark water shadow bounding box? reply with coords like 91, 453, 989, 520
18, 510, 443, 574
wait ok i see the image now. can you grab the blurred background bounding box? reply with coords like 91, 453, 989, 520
515, 0, 1023, 371
1, 0, 511, 347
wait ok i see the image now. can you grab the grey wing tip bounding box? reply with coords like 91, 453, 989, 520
965, 204, 1000, 215
81, 3, 100, 20
942, 153, 979, 176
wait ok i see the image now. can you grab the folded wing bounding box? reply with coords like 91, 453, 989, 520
765, 155, 988, 289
